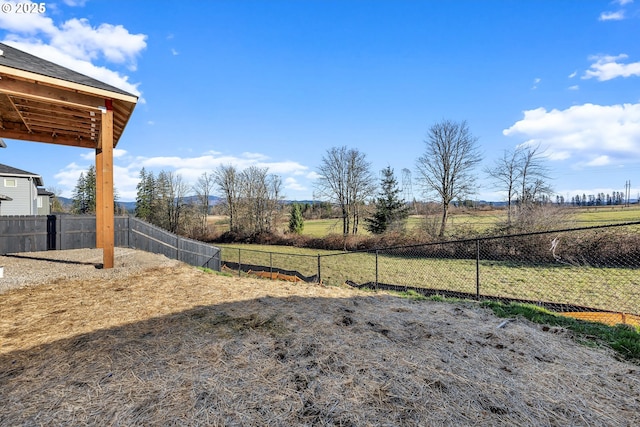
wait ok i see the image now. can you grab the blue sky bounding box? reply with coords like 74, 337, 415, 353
1, 0, 639, 203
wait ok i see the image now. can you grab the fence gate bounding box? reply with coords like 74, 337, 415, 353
46, 215, 56, 250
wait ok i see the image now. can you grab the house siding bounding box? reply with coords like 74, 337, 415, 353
0, 176, 37, 215
37, 195, 51, 215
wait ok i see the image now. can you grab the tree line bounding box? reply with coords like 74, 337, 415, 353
67, 118, 630, 240
69, 165, 125, 215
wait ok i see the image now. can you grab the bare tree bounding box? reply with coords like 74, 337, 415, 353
266, 173, 283, 231
518, 145, 553, 205
155, 171, 191, 233
46, 186, 66, 213
213, 164, 241, 233
239, 166, 269, 234
194, 171, 215, 233
315, 146, 375, 235
485, 148, 522, 225
213, 164, 283, 235
486, 145, 555, 231
416, 119, 482, 238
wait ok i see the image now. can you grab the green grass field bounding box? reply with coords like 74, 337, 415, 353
297, 205, 640, 237
212, 205, 640, 315
571, 205, 640, 225
218, 242, 640, 315
208, 205, 640, 238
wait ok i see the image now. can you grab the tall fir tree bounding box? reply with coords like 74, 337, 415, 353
364, 166, 410, 234
70, 166, 97, 214
71, 165, 121, 214
71, 172, 88, 214
84, 165, 96, 213
288, 203, 304, 234
135, 167, 156, 221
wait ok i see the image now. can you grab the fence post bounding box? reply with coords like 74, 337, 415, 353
238, 248, 241, 276
476, 239, 480, 300
317, 254, 321, 284
56, 215, 62, 250
128, 217, 133, 250
375, 250, 379, 290
270, 252, 273, 279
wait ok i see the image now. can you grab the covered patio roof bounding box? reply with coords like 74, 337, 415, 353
0, 42, 137, 149
0, 42, 138, 268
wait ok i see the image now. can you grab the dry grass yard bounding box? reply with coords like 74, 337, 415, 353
1, 249, 639, 426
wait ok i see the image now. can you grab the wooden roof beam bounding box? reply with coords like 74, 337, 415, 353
11, 99, 95, 117
20, 111, 99, 128
6, 94, 32, 133
0, 76, 105, 111
0, 128, 97, 148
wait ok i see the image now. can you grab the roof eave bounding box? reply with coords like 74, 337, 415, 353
0, 64, 138, 104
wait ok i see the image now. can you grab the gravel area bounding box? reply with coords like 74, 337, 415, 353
0, 248, 182, 293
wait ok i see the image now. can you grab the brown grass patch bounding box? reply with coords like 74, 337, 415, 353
560, 312, 640, 327
1, 252, 639, 425
248, 269, 303, 282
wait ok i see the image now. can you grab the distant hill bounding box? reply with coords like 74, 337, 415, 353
51, 195, 638, 214
54, 196, 222, 214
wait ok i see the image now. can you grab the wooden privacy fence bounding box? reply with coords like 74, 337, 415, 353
0, 215, 220, 270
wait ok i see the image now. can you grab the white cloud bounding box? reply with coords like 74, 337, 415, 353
0, 6, 146, 95
0, 5, 57, 33
599, 10, 625, 20
568, 85, 579, 90
585, 155, 611, 166
56, 19, 146, 68
284, 177, 306, 192
51, 151, 312, 201
242, 152, 270, 161
171, 48, 179, 56
531, 77, 541, 90
503, 103, 640, 165
63, 0, 88, 6
583, 54, 640, 81
546, 151, 571, 161
79, 148, 127, 161
614, 0, 633, 6
54, 162, 91, 197
568, 71, 577, 79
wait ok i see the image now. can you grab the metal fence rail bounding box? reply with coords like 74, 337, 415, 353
221, 222, 640, 322
220, 246, 318, 281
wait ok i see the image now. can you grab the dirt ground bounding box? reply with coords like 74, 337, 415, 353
1, 249, 639, 426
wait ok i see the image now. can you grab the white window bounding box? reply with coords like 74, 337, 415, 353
4, 178, 17, 187
37, 197, 43, 208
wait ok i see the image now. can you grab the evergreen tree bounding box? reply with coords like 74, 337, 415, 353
85, 166, 96, 212
70, 166, 97, 214
364, 166, 410, 234
288, 203, 304, 234
71, 172, 88, 214
135, 168, 156, 221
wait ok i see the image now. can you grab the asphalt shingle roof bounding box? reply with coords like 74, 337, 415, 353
0, 42, 135, 97
0, 163, 44, 185
0, 163, 40, 177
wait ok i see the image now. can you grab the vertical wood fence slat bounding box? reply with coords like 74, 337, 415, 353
0, 215, 220, 270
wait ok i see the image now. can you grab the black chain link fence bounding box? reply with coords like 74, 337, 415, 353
220, 222, 640, 325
